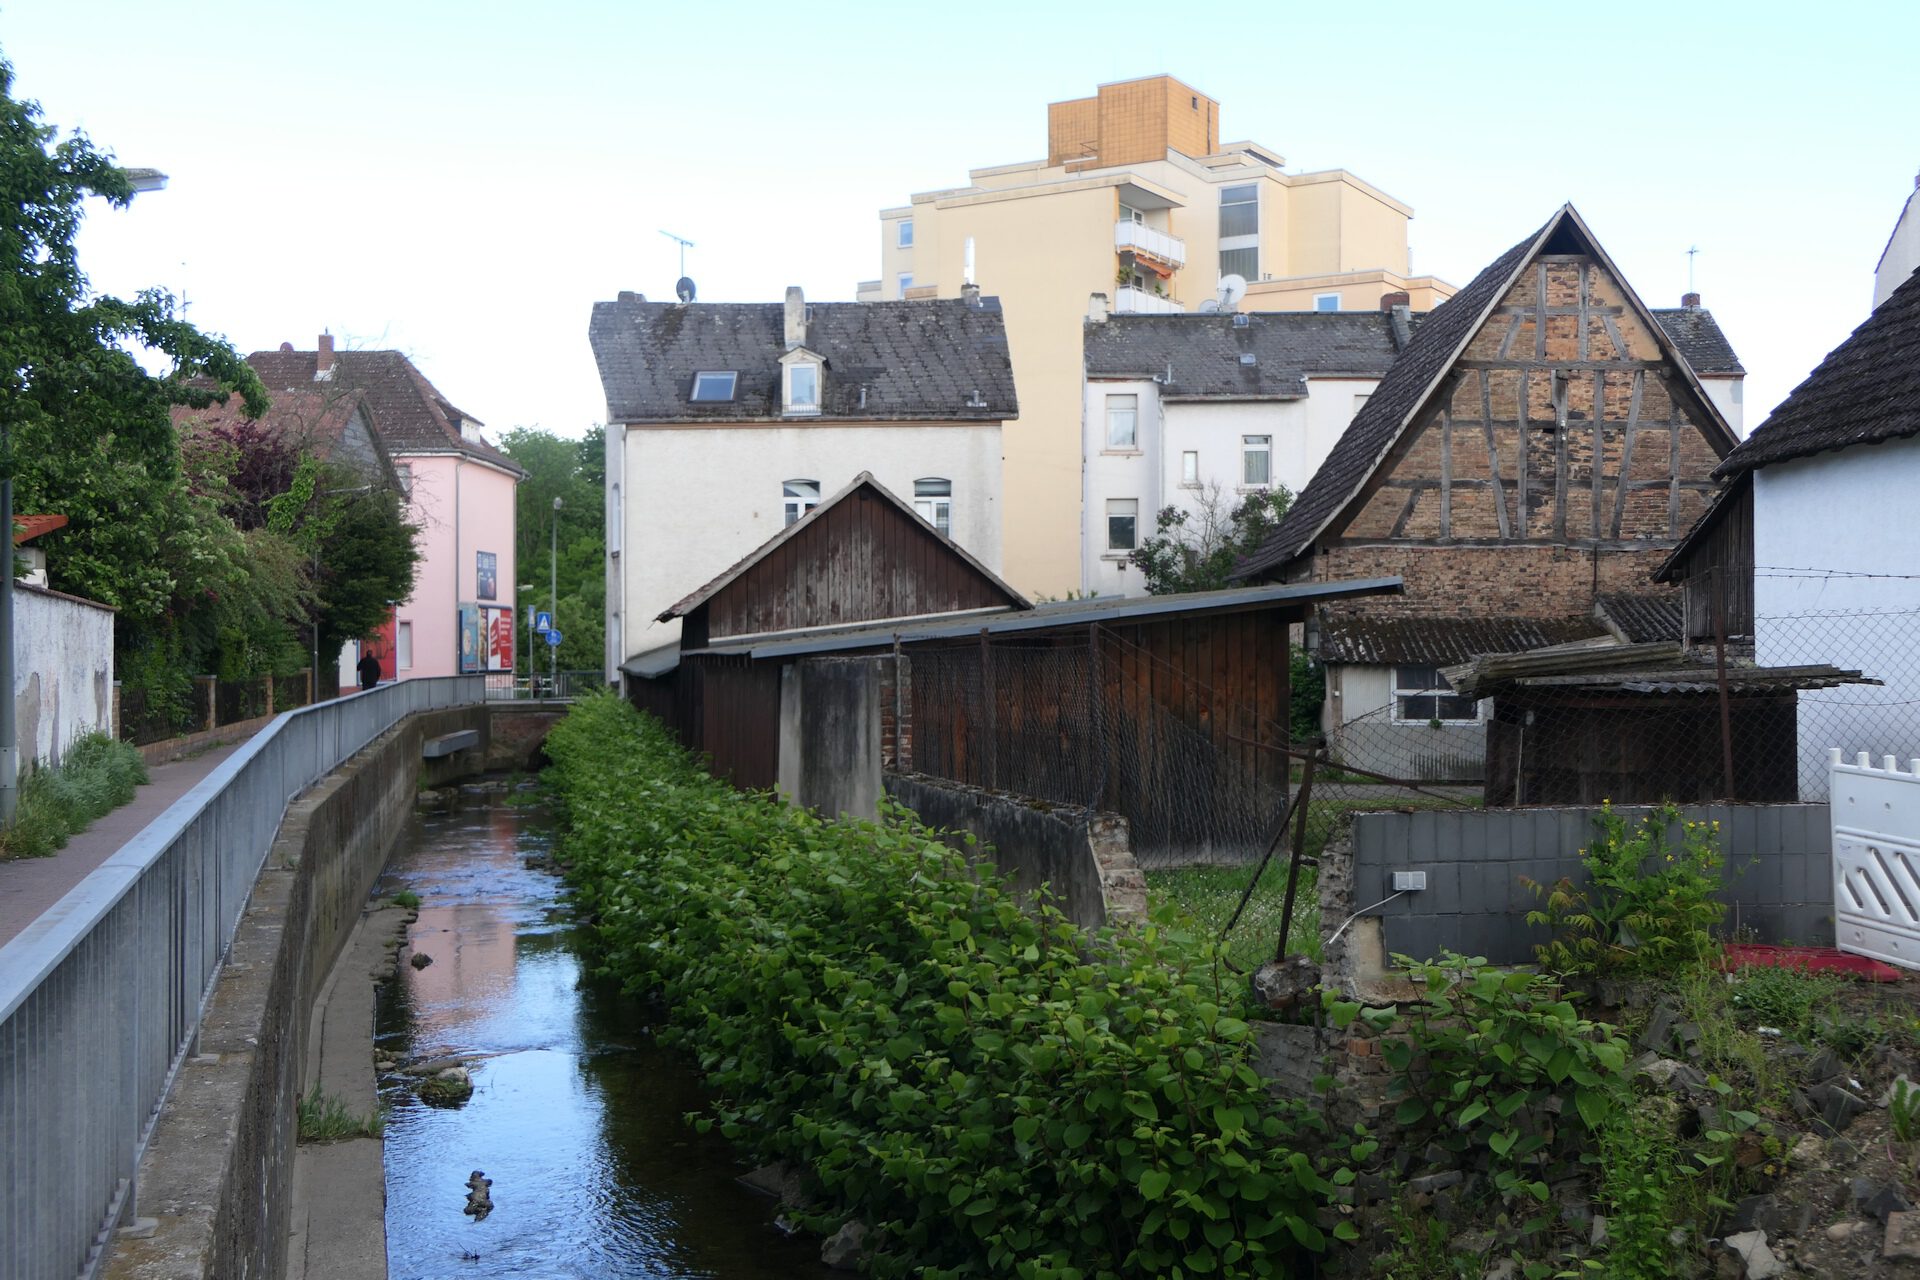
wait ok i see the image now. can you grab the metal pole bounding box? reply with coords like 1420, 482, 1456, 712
550, 496, 561, 698
1, 476, 16, 824
1714, 564, 1736, 800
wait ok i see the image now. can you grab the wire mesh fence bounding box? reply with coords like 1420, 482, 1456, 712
886, 580, 1919, 972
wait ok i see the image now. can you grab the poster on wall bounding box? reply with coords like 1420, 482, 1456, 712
476, 551, 497, 601
483, 606, 514, 673
458, 603, 482, 674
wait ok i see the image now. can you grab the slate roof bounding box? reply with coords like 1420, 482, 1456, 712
1083, 311, 1419, 399
590, 296, 1018, 424
1650, 308, 1745, 375
245, 349, 523, 474
1714, 267, 1920, 477
1315, 612, 1608, 666
1593, 593, 1685, 644
1234, 206, 1741, 581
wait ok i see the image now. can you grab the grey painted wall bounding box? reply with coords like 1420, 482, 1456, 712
1350, 803, 1833, 965
16, 583, 113, 769
779, 657, 883, 819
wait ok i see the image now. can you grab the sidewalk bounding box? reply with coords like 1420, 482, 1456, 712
0, 736, 255, 948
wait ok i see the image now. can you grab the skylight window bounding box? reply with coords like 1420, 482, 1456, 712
691, 371, 737, 402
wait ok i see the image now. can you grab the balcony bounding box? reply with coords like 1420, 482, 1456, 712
1114, 220, 1186, 271
1114, 286, 1185, 315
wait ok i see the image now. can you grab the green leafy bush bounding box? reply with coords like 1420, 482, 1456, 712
0, 731, 148, 859
1525, 803, 1725, 977
1727, 964, 1845, 1042
547, 692, 1338, 1278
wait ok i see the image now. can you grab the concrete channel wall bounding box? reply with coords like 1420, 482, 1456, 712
102, 707, 494, 1280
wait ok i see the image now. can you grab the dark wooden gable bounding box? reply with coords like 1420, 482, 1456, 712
1339, 251, 1729, 550
683, 483, 1022, 645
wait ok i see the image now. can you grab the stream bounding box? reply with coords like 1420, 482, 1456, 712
373, 794, 836, 1279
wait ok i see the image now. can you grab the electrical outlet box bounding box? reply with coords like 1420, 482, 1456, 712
1392, 871, 1428, 892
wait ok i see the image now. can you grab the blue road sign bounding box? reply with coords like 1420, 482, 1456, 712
534, 610, 553, 633
546, 629, 563, 646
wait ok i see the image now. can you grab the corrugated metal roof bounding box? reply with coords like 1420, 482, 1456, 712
1316, 613, 1608, 666
688, 577, 1404, 661
1593, 594, 1684, 644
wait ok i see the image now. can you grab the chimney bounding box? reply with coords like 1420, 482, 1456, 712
1088, 292, 1109, 323
962, 282, 981, 308
1682, 291, 1702, 308
315, 332, 335, 380
1378, 291, 1411, 311
783, 286, 806, 348
616, 290, 646, 304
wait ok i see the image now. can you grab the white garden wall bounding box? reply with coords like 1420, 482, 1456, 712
15, 583, 114, 769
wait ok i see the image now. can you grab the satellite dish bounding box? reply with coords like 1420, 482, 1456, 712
1217, 274, 1247, 310
675, 276, 697, 303
1198, 299, 1221, 313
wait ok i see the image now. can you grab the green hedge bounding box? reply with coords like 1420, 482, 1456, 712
546, 693, 1338, 1279
0, 731, 148, 859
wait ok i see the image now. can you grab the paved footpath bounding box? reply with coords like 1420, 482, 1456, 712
0, 737, 254, 949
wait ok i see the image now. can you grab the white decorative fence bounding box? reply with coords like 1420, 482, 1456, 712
1830, 749, 1920, 969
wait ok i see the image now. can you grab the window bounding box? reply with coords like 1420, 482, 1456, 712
691, 370, 737, 402
1219, 183, 1259, 281
782, 479, 820, 526
1353, 393, 1371, 415
1120, 202, 1144, 224
897, 273, 914, 299
785, 362, 820, 413
913, 477, 952, 537
396, 621, 413, 671
898, 219, 913, 248
1392, 665, 1479, 723
394, 463, 412, 496
1104, 393, 1138, 450
1219, 184, 1259, 237
1182, 450, 1199, 486
1313, 293, 1341, 313
1106, 499, 1138, 552
1242, 435, 1271, 487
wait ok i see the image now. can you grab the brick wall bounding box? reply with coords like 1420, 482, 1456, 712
1316, 543, 1678, 619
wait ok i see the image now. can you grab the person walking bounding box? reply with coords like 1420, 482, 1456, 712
356, 649, 382, 691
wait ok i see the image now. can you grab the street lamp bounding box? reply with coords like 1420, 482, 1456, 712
550, 496, 562, 698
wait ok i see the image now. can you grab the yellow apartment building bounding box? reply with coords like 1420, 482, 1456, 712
859, 74, 1453, 597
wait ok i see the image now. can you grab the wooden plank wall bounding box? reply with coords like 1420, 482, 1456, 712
1674, 482, 1755, 642
672, 654, 782, 790
695, 485, 1016, 642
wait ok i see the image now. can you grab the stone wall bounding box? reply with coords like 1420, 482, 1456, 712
104, 705, 486, 1280
15, 582, 114, 769
882, 773, 1146, 931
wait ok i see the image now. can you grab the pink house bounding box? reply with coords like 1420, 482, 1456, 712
249, 337, 524, 680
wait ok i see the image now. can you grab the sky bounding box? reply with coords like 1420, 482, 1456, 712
1, 0, 1913, 441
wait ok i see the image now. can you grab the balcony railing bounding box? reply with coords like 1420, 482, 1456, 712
1114, 285, 1186, 315
1114, 220, 1187, 269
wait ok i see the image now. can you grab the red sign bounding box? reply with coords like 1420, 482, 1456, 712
485, 606, 514, 673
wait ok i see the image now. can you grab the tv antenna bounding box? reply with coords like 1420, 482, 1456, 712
660, 229, 695, 277
1686, 245, 1699, 293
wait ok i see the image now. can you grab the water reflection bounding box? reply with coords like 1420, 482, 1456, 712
376, 802, 833, 1279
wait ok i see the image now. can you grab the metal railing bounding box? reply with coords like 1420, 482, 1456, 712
1114, 219, 1187, 269
1113, 284, 1186, 315
484, 670, 609, 701
0, 675, 486, 1280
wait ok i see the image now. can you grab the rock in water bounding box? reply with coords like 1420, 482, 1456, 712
409, 952, 433, 970
820, 1221, 867, 1271
464, 1170, 494, 1220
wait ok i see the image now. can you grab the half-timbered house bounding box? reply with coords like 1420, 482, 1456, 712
1236, 204, 1745, 780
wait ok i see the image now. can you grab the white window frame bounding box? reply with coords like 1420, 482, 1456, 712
782, 479, 820, 526
691, 370, 738, 401
784, 361, 821, 415
898, 218, 913, 248
1105, 498, 1139, 553
898, 272, 914, 299
394, 462, 412, 497
1104, 393, 1138, 451
913, 477, 952, 537
1181, 450, 1199, 487
1219, 183, 1259, 280
396, 620, 413, 671
1390, 664, 1482, 724
1313, 293, 1341, 313
1241, 435, 1271, 488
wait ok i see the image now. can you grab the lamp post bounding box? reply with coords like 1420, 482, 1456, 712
519, 582, 534, 696
550, 496, 562, 698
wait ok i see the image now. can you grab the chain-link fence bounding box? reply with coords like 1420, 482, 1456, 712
887, 580, 1918, 972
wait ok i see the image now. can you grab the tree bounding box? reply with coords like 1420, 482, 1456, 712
0, 52, 267, 706
1128, 482, 1294, 595
266, 456, 419, 663
499, 426, 604, 674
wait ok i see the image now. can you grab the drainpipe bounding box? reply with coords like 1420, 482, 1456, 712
1, 475, 15, 823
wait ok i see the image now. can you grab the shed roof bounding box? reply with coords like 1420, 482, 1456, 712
590, 295, 1018, 424
1714, 267, 1920, 477
1592, 594, 1685, 644
1315, 613, 1608, 666
690, 578, 1405, 662
13, 514, 67, 544
1442, 640, 1873, 700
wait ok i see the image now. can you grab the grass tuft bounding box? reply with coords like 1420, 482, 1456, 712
296, 1087, 385, 1142
0, 732, 147, 860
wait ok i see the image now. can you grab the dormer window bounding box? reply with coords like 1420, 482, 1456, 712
691, 370, 737, 402
781, 351, 822, 416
